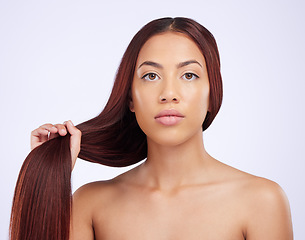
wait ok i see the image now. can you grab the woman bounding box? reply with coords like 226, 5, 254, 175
10, 17, 293, 240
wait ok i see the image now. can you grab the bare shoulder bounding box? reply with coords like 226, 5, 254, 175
212, 161, 293, 239
242, 175, 288, 202
239, 174, 291, 218
220, 163, 291, 220
231, 171, 293, 239
73, 178, 122, 207
214, 161, 289, 203
72, 165, 140, 210
71, 179, 121, 240
73, 179, 115, 198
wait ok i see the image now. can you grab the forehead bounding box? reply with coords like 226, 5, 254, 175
136, 32, 205, 66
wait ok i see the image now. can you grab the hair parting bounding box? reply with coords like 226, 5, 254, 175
9, 17, 222, 239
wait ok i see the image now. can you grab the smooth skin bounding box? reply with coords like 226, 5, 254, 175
31, 32, 293, 240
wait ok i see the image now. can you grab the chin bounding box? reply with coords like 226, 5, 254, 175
146, 130, 198, 147
140, 120, 204, 147
149, 139, 187, 148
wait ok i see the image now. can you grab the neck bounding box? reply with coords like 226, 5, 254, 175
139, 130, 213, 191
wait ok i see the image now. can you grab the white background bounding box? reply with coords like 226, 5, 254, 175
0, 0, 304, 239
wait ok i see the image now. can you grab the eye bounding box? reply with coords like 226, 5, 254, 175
142, 73, 160, 81
182, 73, 199, 81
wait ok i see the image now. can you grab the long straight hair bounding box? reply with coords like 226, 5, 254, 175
9, 17, 223, 240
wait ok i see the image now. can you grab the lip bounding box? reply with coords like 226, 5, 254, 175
155, 109, 185, 126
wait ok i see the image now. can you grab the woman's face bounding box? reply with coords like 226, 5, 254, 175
130, 32, 210, 146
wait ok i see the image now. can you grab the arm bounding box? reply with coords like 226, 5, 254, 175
70, 185, 96, 240
245, 180, 293, 240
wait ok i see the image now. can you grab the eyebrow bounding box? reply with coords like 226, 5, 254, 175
177, 60, 202, 68
138, 60, 202, 69
138, 61, 163, 69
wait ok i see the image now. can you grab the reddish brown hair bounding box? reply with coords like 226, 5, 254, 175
10, 17, 222, 239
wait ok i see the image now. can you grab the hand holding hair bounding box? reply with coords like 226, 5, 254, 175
30, 120, 81, 170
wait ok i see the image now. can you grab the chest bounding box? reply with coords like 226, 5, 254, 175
92, 188, 246, 240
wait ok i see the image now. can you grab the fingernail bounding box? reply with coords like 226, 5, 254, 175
63, 121, 67, 125
69, 120, 74, 126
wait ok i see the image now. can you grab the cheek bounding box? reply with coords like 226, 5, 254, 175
198, 87, 210, 122
200, 86, 210, 113
132, 86, 153, 112
131, 86, 155, 129
184, 83, 210, 115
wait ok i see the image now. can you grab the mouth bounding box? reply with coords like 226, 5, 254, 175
154, 109, 185, 126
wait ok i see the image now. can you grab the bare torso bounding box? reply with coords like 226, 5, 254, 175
71, 160, 292, 240
92, 172, 247, 240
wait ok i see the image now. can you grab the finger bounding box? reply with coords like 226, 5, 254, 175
66, 120, 81, 150
53, 123, 67, 137
65, 120, 82, 168
31, 124, 59, 149
49, 131, 60, 140
38, 124, 58, 136
30, 128, 46, 150
31, 124, 54, 137
38, 123, 58, 132
31, 128, 49, 142
31, 125, 56, 143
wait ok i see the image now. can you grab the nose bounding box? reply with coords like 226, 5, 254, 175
159, 78, 180, 104
160, 96, 179, 103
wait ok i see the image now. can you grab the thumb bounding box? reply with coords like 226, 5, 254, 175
64, 120, 82, 170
